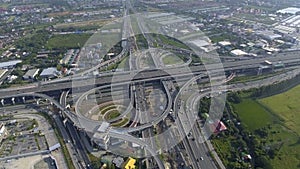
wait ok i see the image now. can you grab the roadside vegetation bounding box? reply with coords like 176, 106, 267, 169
210, 73, 300, 169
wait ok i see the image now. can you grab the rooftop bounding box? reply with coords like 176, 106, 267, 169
0, 60, 22, 69
123, 157, 136, 169
189, 39, 211, 47
23, 68, 40, 79
277, 7, 300, 15
231, 49, 248, 56
218, 41, 231, 46
40, 67, 57, 77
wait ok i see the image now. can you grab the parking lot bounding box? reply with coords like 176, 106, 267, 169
0, 119, 48, 158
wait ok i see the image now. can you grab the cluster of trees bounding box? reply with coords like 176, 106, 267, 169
212, 90, 285, 169
251, 73, 300, 98
220, 110, 273, 168
46, 33, 92, 50
16, 29, 51, 54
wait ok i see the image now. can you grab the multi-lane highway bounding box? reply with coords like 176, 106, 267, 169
0, 49, 299, 98
1, 3, 300, 169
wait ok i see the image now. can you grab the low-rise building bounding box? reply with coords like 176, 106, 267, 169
230, 49, 248, 56
7, 75, 18, 83
277, 7, 300, 15
113, 157, 124, 168
0, 60, 22, 69
0, 69, 8, 79
122, 157, 136, 169
256, 31, 282, 41
40, 67, 58, 79
23, 68, 40, 80
218, 41, 231, 47
0, 123, 8, 143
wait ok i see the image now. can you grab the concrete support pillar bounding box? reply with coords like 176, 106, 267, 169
11, 98, 15, 105
36, 98, 41, 105
63, 118, 68, 125
257, 68, 262, 76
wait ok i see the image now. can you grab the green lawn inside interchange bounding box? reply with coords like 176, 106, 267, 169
229, 84, 300, 169
104, 110, 120, 121
162, 55, 184, 65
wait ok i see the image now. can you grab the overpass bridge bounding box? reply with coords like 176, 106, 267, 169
0, 50, 299, 98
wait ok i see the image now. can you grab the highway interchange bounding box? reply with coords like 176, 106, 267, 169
1, 3, 300, 169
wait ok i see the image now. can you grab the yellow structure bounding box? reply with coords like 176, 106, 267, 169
123, 157, 136, 169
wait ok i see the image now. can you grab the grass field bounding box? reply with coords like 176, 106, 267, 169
234, 13, 277, 25
0, 3, 10, 8
54, 19, 108, 29
47, 33, 92, 49
117, 56, 129, 70
258, 85, 300, 169
260, 85, 300, 135
230, 84, 300, 169
104, 110, 120, 120
162, 54, 184, 65
234, 99, 273, 132
158, 34, 189, 49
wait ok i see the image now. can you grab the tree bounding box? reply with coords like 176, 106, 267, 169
255, 156, 273, 169
228, 92, 242, 103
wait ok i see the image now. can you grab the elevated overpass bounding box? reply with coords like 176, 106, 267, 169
0, 50, 299, 98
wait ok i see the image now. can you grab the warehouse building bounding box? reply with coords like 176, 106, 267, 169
0, 60, 22, 69
23, 68, 40, 80
40, 67, 58, 79
277, 7, 300, 15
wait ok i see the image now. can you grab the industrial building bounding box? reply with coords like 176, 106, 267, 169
23, 68, 40, 80
275, 25, 296, 34
40, 67, 58, 79
277, 7, 300, 15
256, 31, 282, 41
0, 60, 22, 69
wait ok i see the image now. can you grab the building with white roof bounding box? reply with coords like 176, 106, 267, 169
275, 25, 296, 34
230, 49, 248, 56
277, 7, 300, 15
0, 123, 8, 143
218, 41, 232, 46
